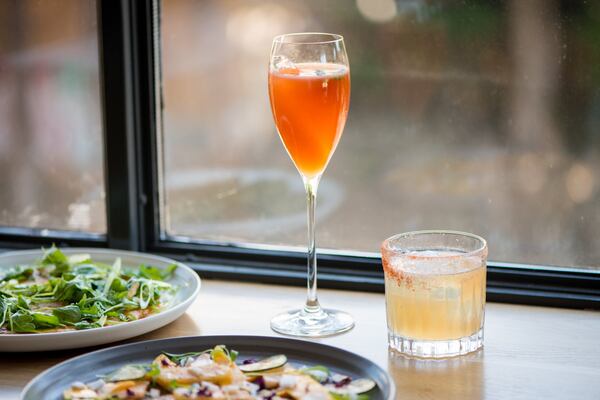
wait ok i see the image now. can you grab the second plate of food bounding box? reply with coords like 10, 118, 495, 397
22, 335, 395, 400
0, 247, 201, 352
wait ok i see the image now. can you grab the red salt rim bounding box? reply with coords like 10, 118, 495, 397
381, 231, 487, 283
382, 259, 486, 283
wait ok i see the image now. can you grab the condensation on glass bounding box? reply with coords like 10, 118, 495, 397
0, 0, 105, 233
159, 0, 600, 269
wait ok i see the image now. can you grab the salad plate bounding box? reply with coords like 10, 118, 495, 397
22, 335, 395, 400
0, 248, 201, 352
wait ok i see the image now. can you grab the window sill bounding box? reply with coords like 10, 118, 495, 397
2, 279, 600, 399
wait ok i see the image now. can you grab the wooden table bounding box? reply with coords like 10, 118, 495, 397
2, 280, 600, 399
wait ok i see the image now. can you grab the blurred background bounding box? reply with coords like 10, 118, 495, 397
0, 0, 103, 233
1, 0, 599, 269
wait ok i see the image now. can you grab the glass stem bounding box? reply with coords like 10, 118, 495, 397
303, 175, 322, 314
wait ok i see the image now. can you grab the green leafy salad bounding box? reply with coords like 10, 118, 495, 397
0, 247, 177, 334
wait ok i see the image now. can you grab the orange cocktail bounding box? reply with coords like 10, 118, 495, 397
268, 33, 354, 337
269, 62, 350, 178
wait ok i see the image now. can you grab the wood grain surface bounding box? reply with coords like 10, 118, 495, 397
1, 279, 599, 399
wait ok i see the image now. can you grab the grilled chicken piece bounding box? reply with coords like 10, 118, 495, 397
64, 380, 150, 400
153, 354, 201, 387
221, 387, 255, 399
156, 366, 201, 387
155, 353, 244, 389
98, 380, 149, 399
172, 388, 225, 400
63, 386, 98, 399
189, 354, 246, 385
154, 354, 177, 368
171, 382, 226, 399
127, 307, 152, 320
277, 374, 333, 400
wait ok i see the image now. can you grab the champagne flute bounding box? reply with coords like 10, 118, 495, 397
268, 33, 353, 336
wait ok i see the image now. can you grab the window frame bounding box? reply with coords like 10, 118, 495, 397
0, 0, 598, 310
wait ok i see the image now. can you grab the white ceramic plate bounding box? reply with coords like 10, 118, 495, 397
0, 248, 201, 352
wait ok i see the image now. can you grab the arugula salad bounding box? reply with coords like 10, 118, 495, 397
64, 345, 376, 399
0, 247, 177, 334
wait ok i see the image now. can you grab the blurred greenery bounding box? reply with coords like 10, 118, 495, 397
569, 0, 600, 84
433, 1, 502, 44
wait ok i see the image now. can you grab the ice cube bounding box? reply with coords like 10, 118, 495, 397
273, 55, 296, 71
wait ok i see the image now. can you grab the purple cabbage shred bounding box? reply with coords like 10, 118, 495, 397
334, 376, 352, 388
254, 376, 266, 390
197, 386, 212, 397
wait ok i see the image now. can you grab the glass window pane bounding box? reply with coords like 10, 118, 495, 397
160, 0, 600, 269
0, 0, 105, 233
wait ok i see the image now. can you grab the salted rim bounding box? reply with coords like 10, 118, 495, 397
381, 230, 488, 260
273, 32, 344, 45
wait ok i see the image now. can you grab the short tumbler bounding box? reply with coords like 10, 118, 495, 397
381, 230, 487, 358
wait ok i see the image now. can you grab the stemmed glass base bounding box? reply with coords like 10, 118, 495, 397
271, 308, 354, 337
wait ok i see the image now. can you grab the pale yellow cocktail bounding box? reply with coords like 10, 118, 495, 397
382, 231, 487, 358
